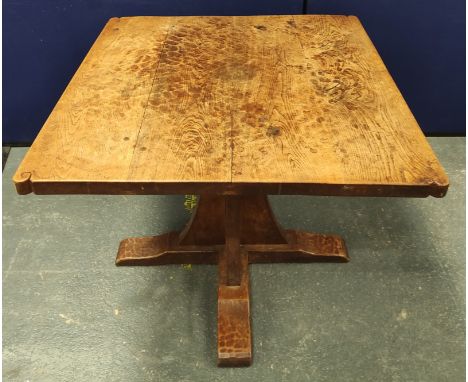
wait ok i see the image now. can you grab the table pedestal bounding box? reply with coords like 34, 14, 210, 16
116, 195, 349, 366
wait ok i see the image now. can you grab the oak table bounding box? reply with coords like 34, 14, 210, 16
13, 15, 449, 367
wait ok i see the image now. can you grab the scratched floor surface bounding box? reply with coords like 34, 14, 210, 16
3, 138, 465, 382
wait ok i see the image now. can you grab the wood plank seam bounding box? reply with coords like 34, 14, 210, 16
11, 15, 449, 197
127, 22, 175, 179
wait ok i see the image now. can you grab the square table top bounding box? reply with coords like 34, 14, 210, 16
13, 15, 449, 197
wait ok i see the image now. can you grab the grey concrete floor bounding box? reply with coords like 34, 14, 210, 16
2, 147, 11, 171
3, 138, 465, 382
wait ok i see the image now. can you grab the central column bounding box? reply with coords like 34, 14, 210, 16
225, 196, 241, 285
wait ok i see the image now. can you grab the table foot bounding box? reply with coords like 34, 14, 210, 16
115, 195, 348, 366
218, 248, 251, 366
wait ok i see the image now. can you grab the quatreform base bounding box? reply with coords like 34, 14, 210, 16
116, 195, 348, 366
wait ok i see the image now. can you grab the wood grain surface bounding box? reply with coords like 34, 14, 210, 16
13, 15, 449, 197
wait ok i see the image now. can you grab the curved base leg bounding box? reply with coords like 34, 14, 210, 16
116, 230, 349, 265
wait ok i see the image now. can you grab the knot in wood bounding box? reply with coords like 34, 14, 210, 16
266, 126, 281, 137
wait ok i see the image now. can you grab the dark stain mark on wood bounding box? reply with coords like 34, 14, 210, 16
267, 126, 281, 137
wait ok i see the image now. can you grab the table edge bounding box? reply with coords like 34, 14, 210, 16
12, 174, 449, 198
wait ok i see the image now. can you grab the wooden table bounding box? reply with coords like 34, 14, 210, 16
13, 15, 448, 366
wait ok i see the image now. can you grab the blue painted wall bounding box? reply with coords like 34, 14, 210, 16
3, 0, 302, 143
307, 0, 465, 135
3, 1, 465, 142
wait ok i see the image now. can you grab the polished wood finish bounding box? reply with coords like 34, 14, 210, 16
117, 195, 348, 365
12, 14, 449, 368
13, 15, 448, 197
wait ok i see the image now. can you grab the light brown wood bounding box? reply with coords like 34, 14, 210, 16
13, 15, 449, 197
230, 16, 448, 190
